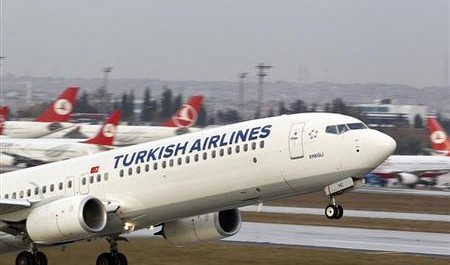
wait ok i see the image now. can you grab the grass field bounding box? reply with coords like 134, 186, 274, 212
0, 239, 449, 265
242, 212, 450, 233
270, 191, 450, 215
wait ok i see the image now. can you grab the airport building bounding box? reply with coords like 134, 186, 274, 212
355, 99, 427, 128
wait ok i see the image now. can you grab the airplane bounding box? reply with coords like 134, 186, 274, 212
42, 95, 204, 146
0, 110, 121, 167
2, 86, 79, 138
426, 117, 450, 156
370, 155, 450, 186
0, 113, 396, 265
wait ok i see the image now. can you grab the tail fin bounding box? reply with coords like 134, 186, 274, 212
427, 117, 450, 154
82, 110, 121, 146
0, 106, 8, 135
162, 96, 204, 128
34, 86, 79, 122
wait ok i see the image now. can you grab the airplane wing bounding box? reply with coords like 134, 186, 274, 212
2, 152, 47, 167
0, 199, 31, 215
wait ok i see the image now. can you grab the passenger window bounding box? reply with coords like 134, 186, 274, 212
211, 150, 216, 158
235, 145, 240, 153
194, 154, 199, 162
243, 144, 248, 152
326, 125, 338, 134
90, 176, 94, 184
42, 186, 47, 194
59, 182, 63, 190
137, 166, 141, 174
103, 173, 109, 181
185, 156, 190, 164
260, 141, 265, 149
119, 170, 124, 178
68, 181, 73, 188
19, 191, 24, 198
128, 167, 133, 175
178, 157, 182, 165
12, 192, 17, 199
153, 162, 158, 170
220, 149, 224, 156
169, 159, 174, 167
97, 174, 102, 182
34, 187, 39, 195
145, 164, 150, 172
50, 184, 54, 192
162, 161, 167, 168
227, 147, 232, 155
4, 194, 8, 199
251, 142, 256, 150
27, 189, 31, 197
82, 178, 87, 185
203, 152, 207, 160
337, 124, 349, 134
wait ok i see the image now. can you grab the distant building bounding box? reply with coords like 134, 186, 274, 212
355, 99, 427, 128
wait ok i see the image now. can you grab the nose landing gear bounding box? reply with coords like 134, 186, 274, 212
322, 177, 362, 220
325, 196, 344, 220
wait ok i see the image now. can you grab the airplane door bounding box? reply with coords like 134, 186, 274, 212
289, 123, 305, 159
65, 176, 75, 196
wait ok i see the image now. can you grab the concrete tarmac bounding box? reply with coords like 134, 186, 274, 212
242, 205, 450, 222
130, 222, 450, 256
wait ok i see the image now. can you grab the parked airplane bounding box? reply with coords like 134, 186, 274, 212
426, 117, 449, 156
0, 113, 396, 265
371, 155, 450, 186
2, 86, 79, 138
43, 96, 204, 146
0, 110, 121, 167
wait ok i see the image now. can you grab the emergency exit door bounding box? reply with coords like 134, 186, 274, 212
289, 123, 305, 159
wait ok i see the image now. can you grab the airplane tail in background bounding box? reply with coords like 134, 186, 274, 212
162, 96, 204, 128
427, 117, 450, 156
83, 110, 121, 146
34, 86, 79, 122
0, 106, 8, 135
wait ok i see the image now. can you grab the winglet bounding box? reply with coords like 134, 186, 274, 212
0, 106, 8, 135
34, 86, 79, 122
82, 110, 121, 146
162, 96, 204, 128
427, 116, 450, 154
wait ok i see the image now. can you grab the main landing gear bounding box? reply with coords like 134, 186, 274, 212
96, 236, 128, 265
16, 245, 47, 265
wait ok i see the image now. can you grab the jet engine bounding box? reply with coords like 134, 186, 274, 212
159, 209, 241, 246
0, 154, 15, 167
26, 195, 107, 244
398, 172, 419, 185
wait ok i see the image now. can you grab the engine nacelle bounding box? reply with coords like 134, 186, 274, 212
26, 195, 107, 244
398, 172, 419, 185
0, 153, 15, 167
161, 209, 241, 246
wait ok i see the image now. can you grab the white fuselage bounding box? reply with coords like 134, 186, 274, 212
3, 121, 75, 139
0, 113, 395, 251
43, 124, 203, 146
372, 155, 450, 176
0, 138, 105, 164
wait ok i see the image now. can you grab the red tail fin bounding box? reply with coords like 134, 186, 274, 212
162, 96, 204, 127
0, 106, 8, 135
427, 117, 450, 154
34, 86, 79, 122
82, 110, 121, 146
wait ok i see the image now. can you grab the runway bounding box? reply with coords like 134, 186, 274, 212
242, 205, 450, 222
355, 187, 450, 197
130, 222, 450, 256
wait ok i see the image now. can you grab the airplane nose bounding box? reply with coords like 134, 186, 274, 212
369, 130, 397, 165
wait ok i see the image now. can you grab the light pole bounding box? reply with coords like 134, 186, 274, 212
103, 67, 113, 94
255, 63, 272, 118
238, 72, 248, 108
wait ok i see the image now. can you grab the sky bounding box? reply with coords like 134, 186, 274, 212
1, 0, 449, 87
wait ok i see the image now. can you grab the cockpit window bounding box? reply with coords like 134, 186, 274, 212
347, 123, 367, 130
325, 125, 338, 134
337, 124, 349, 134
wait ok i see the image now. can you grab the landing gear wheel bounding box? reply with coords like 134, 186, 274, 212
325, 204, 338, 219
16, 251, 34, 265
336, 205, 344, 219
35, 252, 48, 265
117, 253, 128, 265
96, 253, 114, 265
